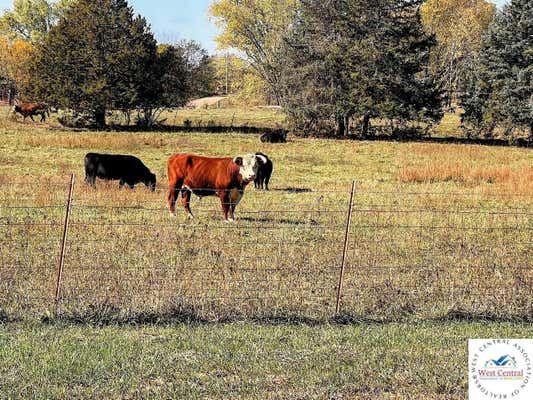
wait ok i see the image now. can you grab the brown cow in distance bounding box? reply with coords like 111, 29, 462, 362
168, 153, 264, 222
13, 102, 50, 122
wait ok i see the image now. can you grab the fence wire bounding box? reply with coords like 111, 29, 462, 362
0, 179, 531, 321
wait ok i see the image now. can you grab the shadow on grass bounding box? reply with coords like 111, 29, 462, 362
358, 134, 532, 148
49, 120, 532, 148
431, 309, 533, 324
55, 124, 284, 136
42, 304, 212, 326
238, 216, 319, 225
32, 303, 532, 327
270, 187, 314, 194
45, 309, 381, 327
0, 308, 12, 323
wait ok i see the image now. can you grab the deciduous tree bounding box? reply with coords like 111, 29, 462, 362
0, 35, 33, 100
420, 0, 495, 107
0, 0, 73, 43
210, 0, 298, 105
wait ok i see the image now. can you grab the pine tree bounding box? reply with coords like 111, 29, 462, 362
280, 0, 443, 137
28, 0, 157, 127
461, 0, 532, 139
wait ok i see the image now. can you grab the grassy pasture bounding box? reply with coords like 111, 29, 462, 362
0, 107, 532, 399
0, 107, 531, 322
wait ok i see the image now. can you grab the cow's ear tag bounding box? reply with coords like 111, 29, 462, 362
233, 157, 243, 166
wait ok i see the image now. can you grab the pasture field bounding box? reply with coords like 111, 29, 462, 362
0, 107, 532, 398
111, 106, 287, 130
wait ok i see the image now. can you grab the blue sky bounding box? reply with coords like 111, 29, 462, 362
0, 0, 510, 54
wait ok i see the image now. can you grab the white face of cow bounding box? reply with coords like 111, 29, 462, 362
233, 153, 261, 182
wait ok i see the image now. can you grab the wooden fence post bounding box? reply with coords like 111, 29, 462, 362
335, 180, 356, 316
55, 173, 75, 312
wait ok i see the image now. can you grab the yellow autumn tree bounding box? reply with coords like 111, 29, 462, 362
8, 39, 33, 92
0, 35, 33, 100
421, 0, 495, 107
210, 0, 298, 105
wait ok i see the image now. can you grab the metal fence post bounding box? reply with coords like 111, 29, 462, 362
335, 180, 356, 316
55, 173, 75, 311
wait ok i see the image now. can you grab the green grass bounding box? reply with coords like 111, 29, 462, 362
104, 106, 287, 129
1, 320, 532, 399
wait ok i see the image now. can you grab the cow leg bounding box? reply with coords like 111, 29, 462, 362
119, 179, 125, 189
167, 179, 183, 215
227, 189, 243, 222
264, 176, 270, 191
41, 112, 46, 122
181, 189, 193, 218
29, 114, 34, 122
86, 175, 96, 188
219, 192, 230, 221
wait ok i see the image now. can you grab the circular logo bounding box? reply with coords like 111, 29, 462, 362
470, 339, 532, 399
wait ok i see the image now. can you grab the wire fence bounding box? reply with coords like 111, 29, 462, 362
0, 175, 531, 321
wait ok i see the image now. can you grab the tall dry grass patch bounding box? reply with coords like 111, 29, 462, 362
23, 134, 153, 151
399, 163, 531, 184
397, 143, 533, 194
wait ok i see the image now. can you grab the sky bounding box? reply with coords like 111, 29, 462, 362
0, 0, 510, 55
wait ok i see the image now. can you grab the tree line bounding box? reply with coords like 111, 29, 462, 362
0, 0, 261, 127
211, 0, 531, 140
1, 0, 216, 127
0, 0, 531, 139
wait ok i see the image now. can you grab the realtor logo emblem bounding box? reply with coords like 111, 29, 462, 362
469, 339, 532, 399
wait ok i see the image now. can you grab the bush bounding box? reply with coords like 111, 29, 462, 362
57, 110, 93, 128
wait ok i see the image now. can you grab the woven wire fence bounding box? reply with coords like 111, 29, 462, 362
0, 176, 531, 321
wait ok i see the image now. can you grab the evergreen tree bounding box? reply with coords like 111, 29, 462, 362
281, 0, 443, 137
461, 0, 532, 139
28, 0, 157, 127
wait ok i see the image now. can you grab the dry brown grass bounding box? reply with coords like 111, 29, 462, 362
1, 114, 532, 322
399, 163, 533, 191
396, 143, 533, 195
22, 133, 186, 151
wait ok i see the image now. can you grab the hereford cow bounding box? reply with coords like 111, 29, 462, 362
167, 153, 264, 221
85, 153, 156, 191
254, 152, 273, 191
13, 102, 50, 122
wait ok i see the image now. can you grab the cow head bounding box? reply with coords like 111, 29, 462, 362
13, 105, 21, 114
145, 173, 156, 192
233, 153, 264, 183
255, 152, 268, 165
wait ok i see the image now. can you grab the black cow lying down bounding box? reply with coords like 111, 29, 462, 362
84, 153, 156, 191
260, 129, 287, 143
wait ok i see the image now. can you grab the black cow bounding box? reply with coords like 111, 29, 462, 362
254, 152, 273, 190
260, 129, 287, 143
84, 153, 156, 191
